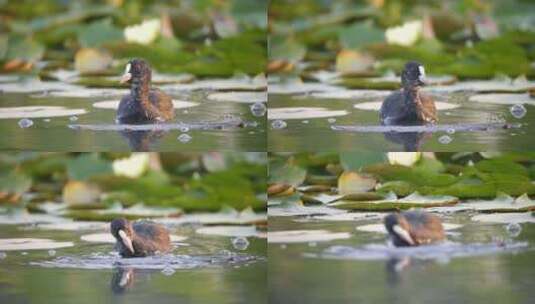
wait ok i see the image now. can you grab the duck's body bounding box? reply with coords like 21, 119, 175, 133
380, 61, 437, 125
384, 211, 445, 247
111, 218, 171, 258
116, 59, 175, 124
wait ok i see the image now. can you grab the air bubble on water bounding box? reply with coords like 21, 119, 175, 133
250, 102, 266, 117
43, 118, 51, 123
161, 266, 175, 276
21, 252, 28, 256
48, 249, 56, 256
271, 119, 287, 130
231, 237, 249, 251
302, 120, 309, 124
183, 110, 189, 114
280, 244, 287, 249
0, 252, 6, 259
69, 116, 78, 122
18, 118, 33, 128
308, 242, 317, 247
446, 128, 455, 134
505, 223, 522, 237
177, 134, 192, 143
510, 104, 526, 119
179, 126, 190, 133
327, 118, 336, 124
438, 135, 452, 144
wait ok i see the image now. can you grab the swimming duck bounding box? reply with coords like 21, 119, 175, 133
117, 59, 175, 124
110, 218, 171, 257
380, 61, 437, 125
384, 211, 445, 247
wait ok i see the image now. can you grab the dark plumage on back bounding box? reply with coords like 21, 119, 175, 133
384, 211, 445, 247
380, 61, 437, 125
110, 218, 171, 257
116, 59, 175, 124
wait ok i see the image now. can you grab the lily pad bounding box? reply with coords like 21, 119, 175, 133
268, 230, 351, 243
268, 82, 342, 95
47, 88, 126, 98
268, 107, 348, 120
34, 221, 107, 231
424, 79, 535, 93
313, 212, 383, 221
452, 193, 535, 212
0, 106, 87, 119
471, 212, 535, 224
80, 233, 187, 243
353, 101, 460, 111
0, 79, 81, 93
468, 93, 535, 105
207, 92, 267, 103
338, 75, 456, 90
355, 223, 462, 234
161, 77, 266, 92
195, 225, 265, 238
0, 238, 74, 251
92, 100, 199, 110
155, 209, 266, 226
268, 203, 346, 217
329, 192, 459, 211
0, 213, 70, 225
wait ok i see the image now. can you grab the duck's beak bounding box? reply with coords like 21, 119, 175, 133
392, 225, 415, 245
120, 73, 132, 84
118, 229, 135, 254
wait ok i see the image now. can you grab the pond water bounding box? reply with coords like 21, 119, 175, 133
0, 224, 266, 304
268, 90, 534, 151
269, 215, 535, 304
0, 88, 266, 151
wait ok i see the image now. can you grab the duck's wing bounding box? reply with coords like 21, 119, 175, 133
149, 89, 175, 121
132, 222, 171, 252
406, 213, 445, 244
416, 92, 438, 123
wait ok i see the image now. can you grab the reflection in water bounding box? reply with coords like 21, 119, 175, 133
385, 257, 411, 286
119, 130, 166, 151
111, 267, 135, 294
383, 131, 431, 151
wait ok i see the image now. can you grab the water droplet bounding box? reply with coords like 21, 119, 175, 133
18, 118, 33, 128
183, 110, 189, 114
308, 242, 317, 247
510, 104, 526, 119
43, 118, 51, 123
327, 118, 336, 124
179, 126, 190, 133
161, 266, 175, 276
231, 237, 249, 251
280, 244, 287, 249
446, 128, 455, 134
48, 249, 56, 256
302, 120, 309, 124
505, 223, 522, 237
177, 134, 192, 143
0, 252, 6, 259
271, 119, 287, 130
438, 135, 452, 144
69, 116, 78, 122
250, 102, 266, 117
21, 252, 28, 256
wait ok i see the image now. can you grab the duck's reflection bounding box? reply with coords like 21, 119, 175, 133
385, 256, 412, 286
382, 130, 431, 151
119, 130, 166, 151
111, 267, 135, 294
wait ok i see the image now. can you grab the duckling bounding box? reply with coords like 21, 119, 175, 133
384, 211, 445, 247
380, 61, 437, 125
110, 218, 171, 257
116, 59, 175, 124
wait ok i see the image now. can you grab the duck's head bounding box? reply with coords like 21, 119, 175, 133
120, 59, 151, 84
384, 213, 415, 246
111, 218, 135, 254
401, 61, 426, 89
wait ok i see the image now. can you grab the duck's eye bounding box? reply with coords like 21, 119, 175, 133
418, 66, 426, 80
125, 63, 131, 74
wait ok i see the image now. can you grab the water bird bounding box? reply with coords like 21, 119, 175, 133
116, 59, 175, 124
384, 211, 445, 247
380, 61, 437, 125
110, 218, 171, 257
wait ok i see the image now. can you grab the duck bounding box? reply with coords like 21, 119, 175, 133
383, 211, 445, 247
116, 59, 175, 124
110, 218, 172, 257
379, 61, 437, 125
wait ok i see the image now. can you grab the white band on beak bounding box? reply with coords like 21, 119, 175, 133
418, 66, 426, 82
392, 225, 415, 245
120, 73, 132, 84
118, 229, 134, 253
